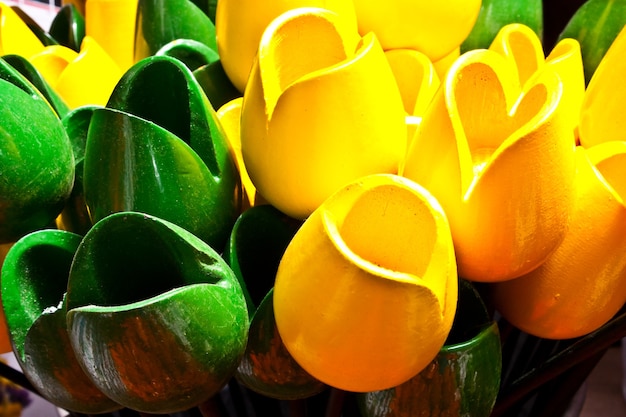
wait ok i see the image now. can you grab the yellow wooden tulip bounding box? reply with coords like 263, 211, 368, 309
489, 23, 585, 138
216, 0, 357, 93
86, 0, 138, 72
579, 25, 626, 148
273, 174, 458, 392
402, 49, 576, 282
351, 0, 481, 62
30, 37, 123, 109
217, 97, 262, 210
240, 7, 406, 220
0, 2, 45, 58
491, 144, 626, 339
384, 49, 440, 118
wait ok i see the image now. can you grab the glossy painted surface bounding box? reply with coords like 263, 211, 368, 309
134, 0, 217, 62
49, 4, 85, 52
274, 174, 458, 392
0, 230, 121, 413
193, 60, 242, 111
402, 49, 576, 282
461, 0, 543, 52
85, 55, 240, 250
223, 205, 324, 399
237, 290, 327, 400
65, 212, 249, 413
492, 145, 626, 339
1, 54, 70, 118
358, 280, 501, 417
156, 38, 220, 71
216, 0, 357, 93
56, 105, 99, 235
241, 8, 406, 219
0, 77, 74, 243
224, 204, 301, 313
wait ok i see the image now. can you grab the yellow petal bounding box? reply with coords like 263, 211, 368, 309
402, 49, 576, 282
492, 144, 626, 339
31, 37, 123, 109
0, 3, 45, 57
351, 0, 481, 61
217, 97, 261, 210
216, 0, 358, 93
241, 8, 406, 219
274, 174, 457, 392
29, 45, 79, 89
384, 48, 440, 118
489, 24, 585, 137
579, 25, 626, 148
86, 0, 138, 72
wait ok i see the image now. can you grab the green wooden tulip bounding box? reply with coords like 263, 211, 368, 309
223, 205, 324, 400
134, 0, 218, 62
237, 289, 327, 400
85, 56, 241, 249
461, 0, 543, 52
106, 56, 238, 184
193, 60, 242, 111
0, 78, 74, 243
0, 229, 121, 413
358, 279, 502, 417
156, 38, 220, 71
65, 211, 249, 413
558, 0, 626, 84
56, 106, 100, 235
224, 204, 301, 313
1, 55, 70, 118
49, 4, 86, 52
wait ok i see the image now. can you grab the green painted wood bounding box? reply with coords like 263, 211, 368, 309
156, 38, 220, 72
65, 211, 249, 413
57, 106, 101, 235
461, 0, 543, 52
558, 0, 626, 84
0, 78, 74, 243
193, 60, 242, 111
86, 56, 241, 249
49, 4, 86, 52
1, 54, 70, 118
358, 279, 502, 417
0, 229, 121, 413
222, 205, 322, 400
134, 0, 217, 61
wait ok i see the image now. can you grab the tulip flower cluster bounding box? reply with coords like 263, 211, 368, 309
0, 0, 625, 416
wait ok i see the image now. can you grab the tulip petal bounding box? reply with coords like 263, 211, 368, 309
274, 174, 457, 392
241, 8, 406, 219
579, 25, 626, 148
492, 145, 626, 339
403, 49, 576, 281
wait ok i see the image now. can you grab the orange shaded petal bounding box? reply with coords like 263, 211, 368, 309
492, 144, 626, 339
402, 49, 576, 282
